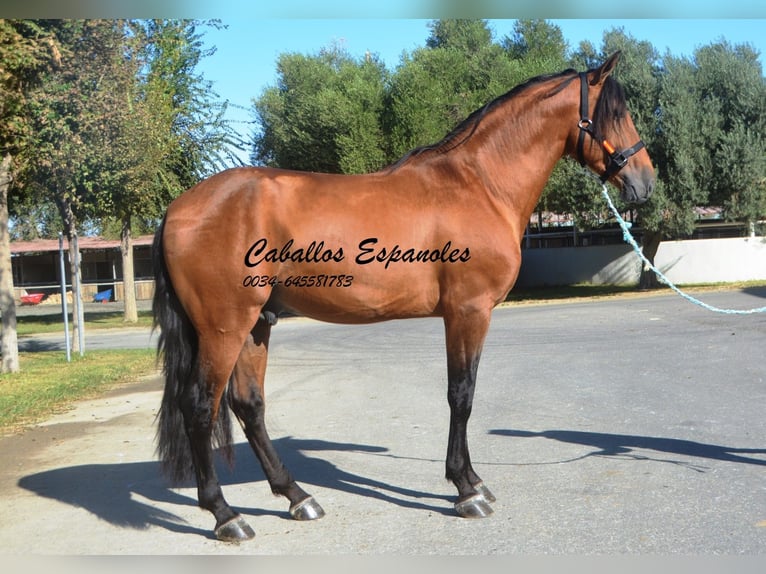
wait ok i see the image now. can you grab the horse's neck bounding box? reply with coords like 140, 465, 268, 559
457, 96, 574, 229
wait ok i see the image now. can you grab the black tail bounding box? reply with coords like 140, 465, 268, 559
152, 217, 233, 484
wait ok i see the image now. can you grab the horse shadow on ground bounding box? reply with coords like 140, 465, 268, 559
17, 436, 452, 539
489, 429, 766, 471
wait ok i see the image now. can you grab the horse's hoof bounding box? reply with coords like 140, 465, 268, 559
290, 496, 325, 521
214, 515, 255, 542
455, 493, 494, 519
473, 481, 496, 503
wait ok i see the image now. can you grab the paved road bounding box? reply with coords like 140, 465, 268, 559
18, 326, 158, 352
17, 300, 157, 353
2, 288, 765, 555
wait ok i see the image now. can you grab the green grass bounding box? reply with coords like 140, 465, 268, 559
17, 309, 154, 337
0, 348, 158, 434
506, 283, 640, 304
504, 280, 766, 305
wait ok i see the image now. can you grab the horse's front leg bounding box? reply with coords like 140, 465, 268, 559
443, 306, 496, 518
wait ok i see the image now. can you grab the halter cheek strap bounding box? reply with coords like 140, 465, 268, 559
576, 72, 645, 183
576, 72, 591, 166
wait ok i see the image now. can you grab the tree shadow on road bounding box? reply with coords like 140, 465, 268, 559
17, 338, 64, 352
742, 285, 766, 300
17, 436, 452, 539
489, 428, 766, 471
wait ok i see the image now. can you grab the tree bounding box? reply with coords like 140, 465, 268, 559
252, 19, 544, 172
426, 18, 492, 52
0, 19, 58, 372
636, 53, 712, 287
253, 43, 388, 173
102, 19, 241, 322
18, 20, 134, 351
717, 122, 766, 234
556, 32, 765, 289
0, 154, 18, 372
14, 19, 239, 327
502, 18, 569, 68
641, 41, 766, 286
385, 19, 524, 160
694, 41, 766, 234
77, 20, 150, 323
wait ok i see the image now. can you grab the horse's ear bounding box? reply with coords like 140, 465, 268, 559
590, 51, 621, 85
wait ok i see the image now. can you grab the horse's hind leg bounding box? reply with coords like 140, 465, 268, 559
443, 305, 496, 518
182, 330, 256, 541
229, 319, 325, 521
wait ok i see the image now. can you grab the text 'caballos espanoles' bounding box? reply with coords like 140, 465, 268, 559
243, 237, 471, 270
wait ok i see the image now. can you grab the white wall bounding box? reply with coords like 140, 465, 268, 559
515, 236, 766, 287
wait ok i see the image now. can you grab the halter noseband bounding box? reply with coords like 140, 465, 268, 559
576, 72, 645, 183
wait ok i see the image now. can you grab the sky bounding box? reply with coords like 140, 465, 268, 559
195, 18, 766, 164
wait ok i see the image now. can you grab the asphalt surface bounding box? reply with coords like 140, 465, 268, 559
17, 300, 157, 353
2, 288, 766, 555
18, 325, 158, 353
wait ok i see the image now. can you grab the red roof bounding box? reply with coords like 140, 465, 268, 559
10, 235, 155, 254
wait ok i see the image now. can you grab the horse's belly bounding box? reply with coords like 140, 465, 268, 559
270, 271, 441, 324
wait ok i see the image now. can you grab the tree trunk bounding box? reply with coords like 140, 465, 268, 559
67, 232, 84, 354
56, 196, 84, 354
121, 215, 137, 323
0, 154, 19, 373
638, 229, 663, 290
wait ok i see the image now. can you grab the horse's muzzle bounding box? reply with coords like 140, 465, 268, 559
620, 167, 655, 204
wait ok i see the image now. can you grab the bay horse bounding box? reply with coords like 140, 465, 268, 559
152, 51, 655, 541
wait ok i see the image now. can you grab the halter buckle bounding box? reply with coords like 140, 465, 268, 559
610, 150, 629, 169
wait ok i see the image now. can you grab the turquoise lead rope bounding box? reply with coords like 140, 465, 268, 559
600, 184, 766, 315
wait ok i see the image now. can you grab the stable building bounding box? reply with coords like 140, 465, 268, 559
11, 235, 155, 305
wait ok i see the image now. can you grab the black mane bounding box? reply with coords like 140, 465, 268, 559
388, 64, 629, 171
389, 67, 579, 169
592, 75, 629, 137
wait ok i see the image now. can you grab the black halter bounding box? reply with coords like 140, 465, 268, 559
576, 72, 645, 183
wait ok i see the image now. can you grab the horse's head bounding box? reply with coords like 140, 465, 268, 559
572, 51, 655, 204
